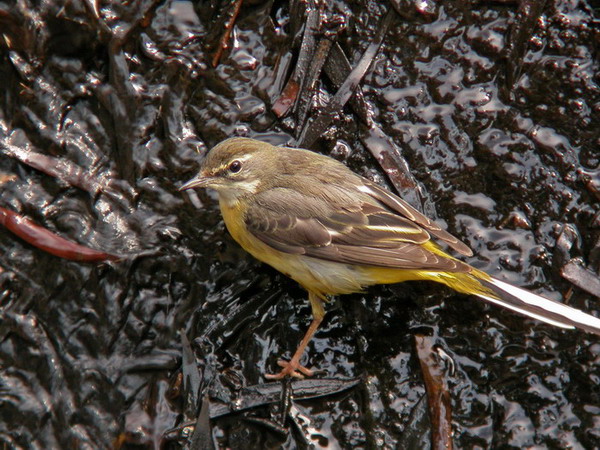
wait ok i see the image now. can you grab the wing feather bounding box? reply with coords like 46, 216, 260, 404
361, 180, 473, 256
307, 244, 466, 271
245, 184, 472, 272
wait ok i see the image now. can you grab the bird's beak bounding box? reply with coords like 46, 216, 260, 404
179, 174, 211, 191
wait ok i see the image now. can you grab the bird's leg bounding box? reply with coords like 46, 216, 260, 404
265, 292, 325, 380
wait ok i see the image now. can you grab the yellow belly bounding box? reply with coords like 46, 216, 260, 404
219, 199, 370, 297
219, 198, 493, 300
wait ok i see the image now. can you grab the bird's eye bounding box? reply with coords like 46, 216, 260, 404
228, 160, 242, 173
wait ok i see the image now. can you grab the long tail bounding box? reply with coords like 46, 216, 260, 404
476, 276, 600, 336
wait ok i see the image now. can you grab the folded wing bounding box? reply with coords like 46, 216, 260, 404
245, 184, 470, 272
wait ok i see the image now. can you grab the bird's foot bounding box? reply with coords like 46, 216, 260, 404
264, 359, 315, 380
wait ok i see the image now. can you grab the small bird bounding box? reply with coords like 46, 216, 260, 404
180, 137, 600, 379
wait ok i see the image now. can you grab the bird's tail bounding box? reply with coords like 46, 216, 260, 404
475, 276, 600, 336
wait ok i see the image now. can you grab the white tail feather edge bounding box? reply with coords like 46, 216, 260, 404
477, 277, 600, 332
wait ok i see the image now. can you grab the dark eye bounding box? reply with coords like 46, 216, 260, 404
229, 160, 242, 173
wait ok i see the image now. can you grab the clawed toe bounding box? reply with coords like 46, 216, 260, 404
264, 312, 324, 380
264, 359, 315, 380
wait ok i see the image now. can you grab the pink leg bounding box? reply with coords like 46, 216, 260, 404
265, 292, 325, 379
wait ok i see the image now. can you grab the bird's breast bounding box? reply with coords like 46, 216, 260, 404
218, 198, 259, 254
217, 197, 370, 297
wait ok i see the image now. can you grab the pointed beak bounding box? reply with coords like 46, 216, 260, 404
179, 174, 211, 191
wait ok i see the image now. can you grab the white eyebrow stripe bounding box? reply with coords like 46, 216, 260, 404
216, 153, 256, 173
234, 153, 255, 163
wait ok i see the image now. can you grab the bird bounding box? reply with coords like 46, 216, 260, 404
180, 137, 600, 379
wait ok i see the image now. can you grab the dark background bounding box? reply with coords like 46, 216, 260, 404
0, 0, 599, 448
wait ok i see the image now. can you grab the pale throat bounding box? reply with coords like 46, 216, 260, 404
215, 178, 261, 207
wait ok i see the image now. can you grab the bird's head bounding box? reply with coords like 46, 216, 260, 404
179, 137, 277, 202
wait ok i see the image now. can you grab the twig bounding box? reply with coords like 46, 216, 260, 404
297, 8, 395, 148
415, 335, 453, 450
212, 0, 243, 67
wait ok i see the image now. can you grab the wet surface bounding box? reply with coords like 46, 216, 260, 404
1, 0, 599, 448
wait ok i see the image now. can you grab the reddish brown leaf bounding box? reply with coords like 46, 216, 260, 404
0, 206, 119, 262
272, 79, 300, 118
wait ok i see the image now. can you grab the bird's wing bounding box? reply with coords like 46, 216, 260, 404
245, 186, 468, 271
360, 179, 473, 256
